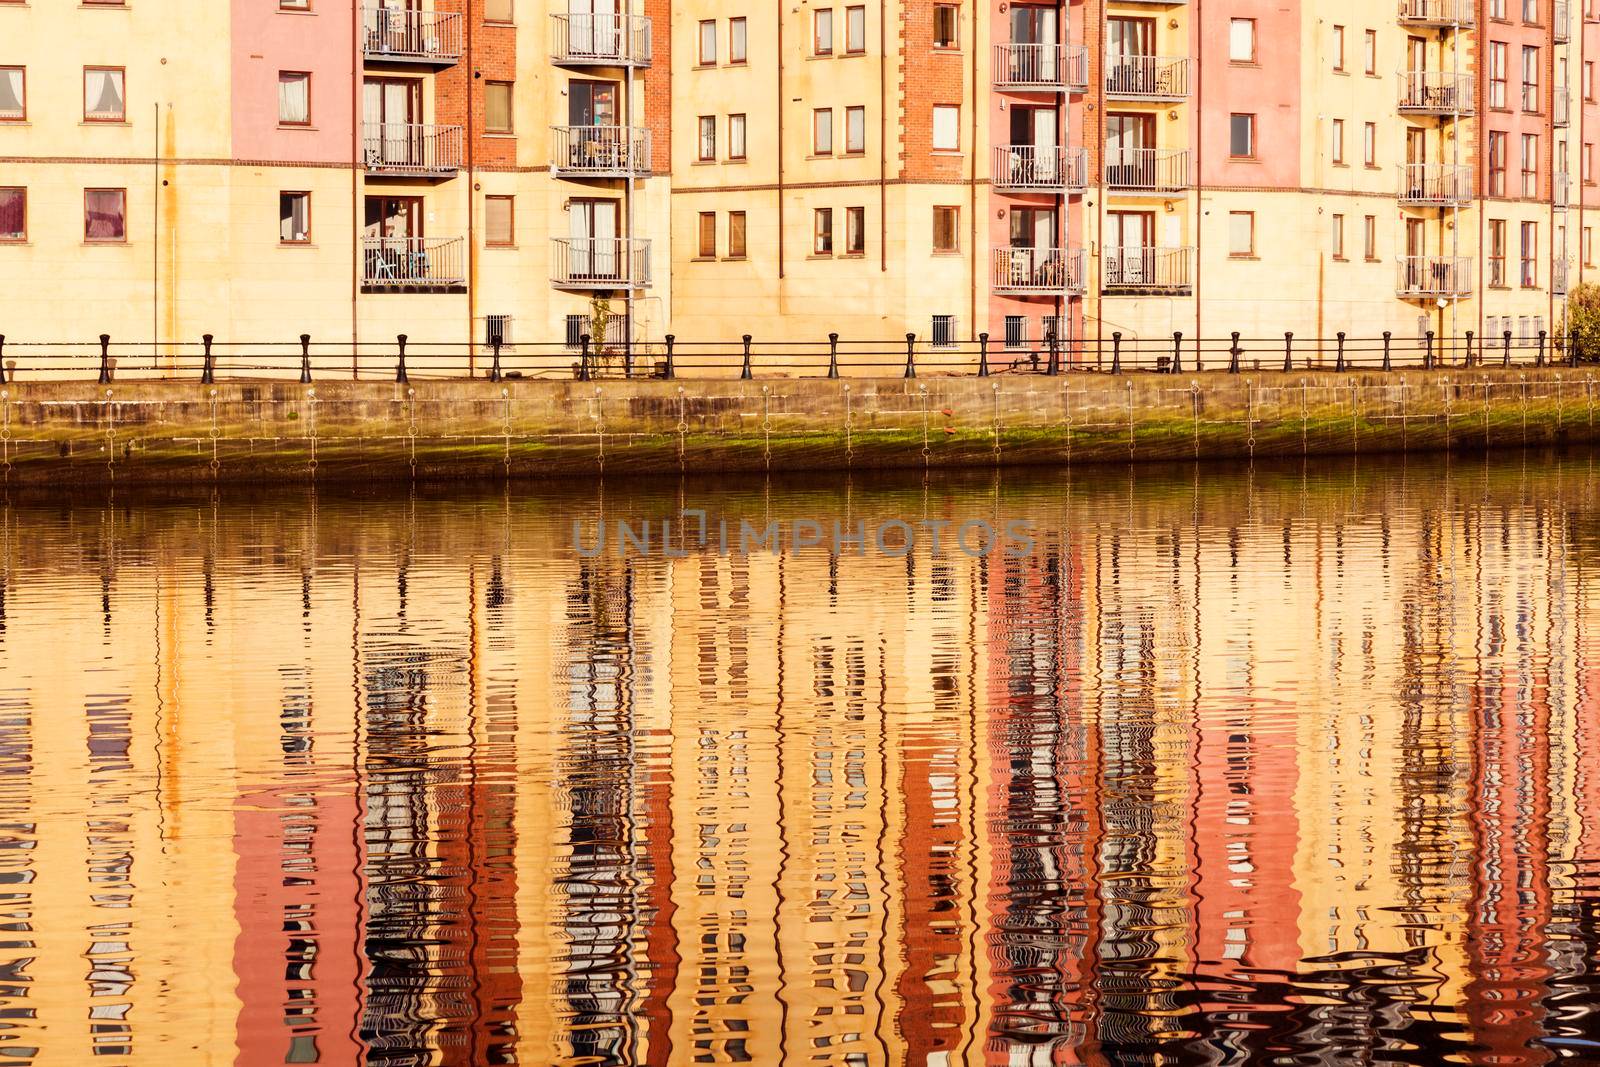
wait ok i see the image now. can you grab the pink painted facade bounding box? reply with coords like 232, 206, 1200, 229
1198, 0, 1299, 187
230, 0, 355, 163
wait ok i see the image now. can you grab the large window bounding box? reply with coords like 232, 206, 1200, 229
1523, 45, 1541, 111
1363, 215, 1377, 260
1489, 218, 1506, 285
1229, 113, 1254, 157
86, 67, 126, 122
1228, 211, 1254, 256
0, 67, 23, 121
485, 195, 514, 246
1331, 118, 1344, 163
1521, 221, 1538, 286
1229, 19, 1255, 62
485, 81, 513, 132
729, 17, 747, 63
845, 106, 866, 154
933, 5, 958, 48
932, 104, 958, 151
279, 192, 310, 243
1522, 132, 1539, 196
729, 113, 747, 160
1332, 25, 1345, 70
1331, 212, 1345, 258
84, 188, 126, 242
932, 205, 959, 252
698, 212, 717, 258
846, 5, 866, 52
485, 0, 513, 22
1364, 121, 1376, 166
698, 116, 716, 161
1489, 131, 1508, 195
698, 20, 716, 64
813, 108, 832, 154
1490, 42, 1507, 109
728, 210, 747, 258
845, 206, 865, 253
0, 188, 23, 242
814, 9, 833, 54
814, 207, 833, 254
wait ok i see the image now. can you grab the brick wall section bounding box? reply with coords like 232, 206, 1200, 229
434, 0, 517, 169
900, 0, 967, 179
644, 0, 672, 174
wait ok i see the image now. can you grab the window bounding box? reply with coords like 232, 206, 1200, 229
565, 315, 587, 349
85, 67, 126, 122
814, 9, 833, 54
846, 6, 866, 52
485, 0, 513, 22
698, 211, 717, 258
845, 106, 866, 153
1229, 19, 1255, 62
1363, 30, 1376, 74
1229, 113, 1254, 157
1364, 121, 1376, 165
932, 104, 959, 151
1585, 226, 1593, 266
845, 206, 865, 253
1490, 218, 1507, 284
1521, 221, 1538, 286
280, 0, 310, 9
699, 20, 717, 64
729, 113, 747, 160
1587, 141, 1595, 183
1004, 315, 1027, 349
1524, 0, 1538, 21
814, 207, 833, 254
0, 67, 23, 121
698, 115, 716, 160
1042, 315, 1065, 345
485, 315, 511, 348
1363, 214, 1377, 259
84, 188, 126, 242
1332, 25, 1345, 70
1490, 130, 1508, 194
485, 195, 513, 246
931, 315, 956, 348
1331, 212, 1345, 258
1490, 42, 1507, 108
933, 5, 958, 48
933, 205, 959, 251
1523, 45, 1541, 111
728, 210, 747, 258
1228, 211, 1254, 256
730, 17, 747, 64
279, 192, 310, 243
1522, 132, 1539, 195
1586, 61, 1595, 101
813, 108, 832, 154
0, 188, 23, 242
1331, 118, 1344, 163
485, 81, 513, 132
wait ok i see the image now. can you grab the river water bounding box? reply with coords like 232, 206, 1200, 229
5, 454, 1600, 1065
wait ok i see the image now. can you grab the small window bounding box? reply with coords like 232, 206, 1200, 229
1229, 113, 1254, 157
1332, 25, 1345, 70
1586, 61, 1595, 102
279, 191, 310, 243
1331, 212, 1345, 258
485, 81, 513, 133
565, 314, 587, 349
280, 0, 310, 9
1331, 118, 1344, 163
933, 5, 958, 48
729, 113, 747, 160
0, 67, 22, 121
698, 211, 717, 258
85, 188, 127, 242
814, 9, 834, 54
932, 205, 959, 251
0, 188, 24, 242
845, 205, 865, 253
86, 67, 126, 122
1363, 30, 1376, 75
1228, 19, 1255, 62
730, 17, 747, 63
813, 108, 832, 154
485, 195, 514, 246
1228, 211, 1253, 256
845, 106, 866, 153
486, 315, 512, 347
1003, 315, 1027, 349
932, 104, 959, 151
814, 207, 833, 254
1584, 226, 1593, 267
698, 115, 716, 161
698, 20, 717, 64
485, 0, 513, 22
846, 6, 866, 53
1363, 121, 1376, 165
728, 210, 747, 258
931, 315, 956, 348
1524, 0, 1538, 22
1363, 215, 1377, 260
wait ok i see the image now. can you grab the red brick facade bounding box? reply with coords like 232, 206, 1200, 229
900, 0, 970, 179
434, 0, 518, 170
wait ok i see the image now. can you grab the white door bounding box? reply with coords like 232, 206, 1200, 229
1033, 108, 1057, 181
569, 200, 620, 278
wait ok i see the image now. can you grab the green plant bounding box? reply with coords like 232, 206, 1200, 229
590, 294, 612, 353
1566, 282, 1600, 362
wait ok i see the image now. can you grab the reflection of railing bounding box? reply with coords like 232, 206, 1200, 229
1398, 162, 1471, 205
361, 123, 463, 175
1103, 147, 1189, 192
1103, 55, 1192, 99
1103, 247, 1194, 291
991, 247, 1085, 294
550, 13, 652, 66
552, 237, 652, 289
1398, 0, 1475, 26
550, 126, 652, 177
992, 145, 1087, 192
1398, 70, 1475, 114
1396, 255, 1473, 296
361, 6, 463, 63
994, 43, 1086, 90
362, 236, 465, 287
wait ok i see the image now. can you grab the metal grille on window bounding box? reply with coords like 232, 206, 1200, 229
1041, 315, 1067, 345
565, 314, 588, 349
486, 315, 512, 348
931, 315, 956, 348
1004, 315, 1027, 349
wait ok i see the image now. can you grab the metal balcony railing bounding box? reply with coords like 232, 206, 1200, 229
1103, 147, 1189, 192
1555, 171, 1570, 208
1397, 0, 1475, 27
551, 126, 652, 177
361, 5, 463, 65
991, 247, 1085, 294
552, 237, 652, 289
1104, 55, 1192, 99
1555, 93, 1570, 127
994, 43, 1087, 91
1398, 70, 1475, 114
1396, 255, 1472, 296
361, 123, 463, 175
1103, 247, 1194, 291
550, 13, 652, 67
1398, 162, 1472, 205
1556, 0, 1571, 40
362, 236, 465, 287
992, 145, 1088, 192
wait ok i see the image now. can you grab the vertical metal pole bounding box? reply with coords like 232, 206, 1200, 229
741, 334, 753, 380
977, 332, 990, 378
1504, 329, 1512, 367
826, 332, 839, 379
579, 333, 592, 382
201, 334, 215, 384
395, 333, 409, 383
1282, 331, 1292, 373
300, 334, 312, 383
98, 334, 111, 384
1570, 324, 1580, 367
1382, 330, 1392, 371
1228, 331, 1241, 374
1172, 330, 1183, 374
1111, 331, 1122, 375
1046, 326, 1059, 376
903, 332, 916, 379
489, 338, 502, 382
1424, 330, 1434, 371
1464, 329, 1474, 368
0, 336, 7, 385
664, 334, 676, 380
1537, 329, 1547, 368
1335, 331, 1346, 372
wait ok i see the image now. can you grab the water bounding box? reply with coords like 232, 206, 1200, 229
4, 454, 1600, 1066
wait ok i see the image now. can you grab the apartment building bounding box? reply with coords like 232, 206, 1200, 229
0, 0, 1596, 360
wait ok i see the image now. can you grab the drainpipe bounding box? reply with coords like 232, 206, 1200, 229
777, 0, 785, 280
1192, 0, 1202, 348
152, 101, 159, 368
880, 0, 888, 276
1093, 0, 1104, 355
624, 0, 634, 361
352, 0, 360, 376
467, 2, 477, 373
969, 2, 978, 339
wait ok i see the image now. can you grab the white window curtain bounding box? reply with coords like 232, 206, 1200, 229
0, 69, 21, 118
85, 69, 124, 120
278, 73, 310, 124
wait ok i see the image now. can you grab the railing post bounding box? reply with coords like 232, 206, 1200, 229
741, 334, 754, 380
0, 336, 7, 385
664, 334, 676, 380
1571, 324, 1581, 367
578, 333, 592, 381
1282, 332, 1293, 373
977, 332, 990, 378
1464, 329, 1474, 368
489, 338, 502, 382
98, 334, 111, 384
1423, 330, 1434, 371
1111, 331, 1122, 375
1382, 331, 1392, 372
1228, 331, 1241, 374
1335, 331, 1347, 372
903, 332, 917, 379
1537, 329, 1547, 368
1172, 331, 1183, 374
299, 334, 312, 383
1503, 329, 1513, 367
395, 334, 409, 383
1046, 328, 1060, 376
827, 332, 840, 379
200, 334, 215, 384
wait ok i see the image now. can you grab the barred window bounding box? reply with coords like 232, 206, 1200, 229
1004, 315, 1027, 349
931, 315, 956, 348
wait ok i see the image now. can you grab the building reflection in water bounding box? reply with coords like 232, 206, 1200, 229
0, 457, 1598, 1064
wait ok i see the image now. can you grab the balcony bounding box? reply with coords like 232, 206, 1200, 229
1555, 171, 1570, 209
992, 247, 1085, 295
1397, 256, 1472, 297
361, 6, 462, 66
1398, 162, 1471, 206
1397, 0, 1475, 27
361, 123, 462, 177
551, 126, 652, 179
1556, 0, 1571, 40
1103, 247, 1194, 293
552, 237, 652, 290
1556, 93, 1570, 127
1398, 71, 1475, 114
994, 43, 1089, 93
550, 13, 652, 67
992, 145, 1088, 193
1104, 55, 1192, 101
362, 236, 465, 291
1103, 147, 1189, 192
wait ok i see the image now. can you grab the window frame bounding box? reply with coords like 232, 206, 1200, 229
0, 187, 25, 243
845, 5, 866, 53
844, 105, 866, 154
485, 194, 515, 248
932, 205, 960, 253
813, 107, 833, 155
1363, 214, 1377, 260
1228, 19, 1256, 63
1228, 112, 1255, 158
698, 19, 717, 65
484, 80, 514, 133
1363, 30, 1377, 75
278, 190, 312, 244
1489, 218, 1507, 285
1490, 130, 1508, 195
484, 0, 514, 24
1227, 210, 1255, 257
1363, 121, 1377, 166
1522, 131, 1539, 196
84, 187, 128, 244
697, 211, 717, 258
931, 103, 959, 152
1522, 44, 1542, 111
279, 0, 312, 10
1332, 25, 1345, 71
697, 115, 717, 161
728, 113, 747, 160
1331, 118, 1345, 164
814, 207, 834, 255
933, 4, 959, 49
814, 8, 834, 55
1520, 220, 1538, 287
728, 210, 748, 259
729, 17, 748, 64
0, 66, 24, 123
84, 65, 127, 124
844, 205, 865, 254
1331, 212, 1345, 259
